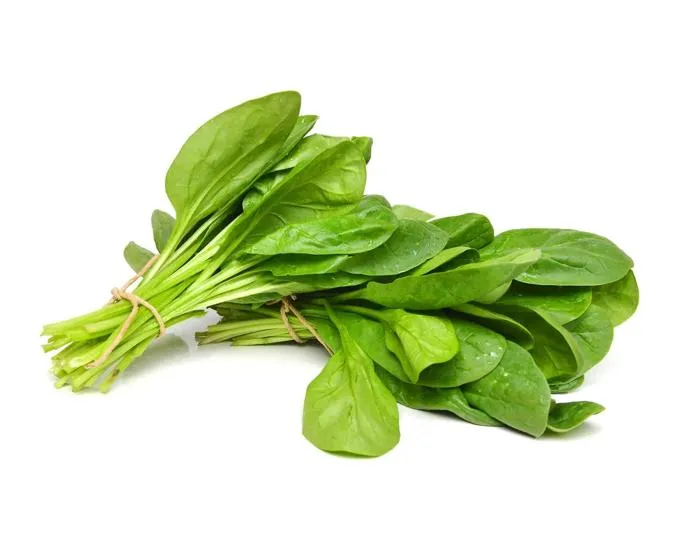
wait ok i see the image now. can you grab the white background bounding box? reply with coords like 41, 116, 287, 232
1, 1, 678, 538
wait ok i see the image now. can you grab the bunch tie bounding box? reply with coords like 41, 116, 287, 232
278, 296, 332, 354
88, 255, 166, 369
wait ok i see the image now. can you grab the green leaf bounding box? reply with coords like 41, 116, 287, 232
237, 141, 367, 252
345, 248, 541, 309
227, 272, 370, 305
331, 311, 410, 382
375, 366, 501, 426
463, 342, 551, 437
270, 115, 319, 165
391, 205, 434, 221
495, 282, 592, 324
377, 310, 459, 383
474, 281, 511, 304
499, 305, 613, 381
241, 134, 372, 214
408, 246, 478, 277
246, 195, 398, 255
481, 229, 633, 286
431, 213, 494, 249
262, 254, 350, 277
350, 137, 373, 162
499, 309, 579, 381
549, 376, 584, 394
302, 306, 400, 457
547, 401, 605, 433
166, 91, 301, 228
417, 318, 506, 387
452, 303, 535, 349
341, 219, 448, 276
123, 242, 154, 272
591, 270, 639, 326
270, 133, 371, 173
151, 209, 175, 252
564, 305, 614, 373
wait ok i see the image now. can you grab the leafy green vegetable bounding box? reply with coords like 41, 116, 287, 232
564, 305, 613, 373
340, 248, 541, 309
591, 270, 639, 326
417, 319, 506, 387
431, 213, 494, 249
302, 305, 400, 456
549, 376, 584, 394
262, 254, 349, 277
246, 195, 397, 255
341, 219, 448, 276
463, 342, 551, 437
547, 400, 605, 432
151, 210, 175, 252
408, 246, 478, 277
329, 311, 410, 383
43, 90, 639, 458
376, 366, 501, 426
452, 303, 535, 349
391, 205, 434, 221
124, 242, 154, 273
380, 310, 459, 383
166, 91, 301, 233
481, 229, 633, 286
498, 305, 613, 382
495, 282, 592, 324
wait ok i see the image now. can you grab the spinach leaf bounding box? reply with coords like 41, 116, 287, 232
474, 281, 511, 304
235, 141, 367, 252
166, 91, 301, 230
481, 229, 633, 286
270, 133, 372, 173
408, 246, 478, 277
417, 319, 506, 387
331, 311, 410, 382
547, 400, 605, 433
302, 306, 400, 457
242, 135, 373, 214
378, 310, 459, 383
246, 195, 398, 255
564, 305, 613, 373
452, 303, 535, 349
349, 137, 373, 162
591, 270, 639, 326
431, 213, 494, 249
499, 309, 580, 381
341, 219, 448, 276
152, 210, 175, 252
375, 366, 501, 427
498, 305, 613, 381
270, 115, 319, 166
463, 342, 551, 437
343, 248, 541, 309
391, 205, 434, 221
262, 254, 350, 277
495, 282, 593, 324
123, 242, 154, 273
549, 376, 584, 394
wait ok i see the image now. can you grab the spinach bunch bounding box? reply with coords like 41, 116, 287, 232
42, 92, 396, 391
199, 218, 637, 456
42, 92, 638, 458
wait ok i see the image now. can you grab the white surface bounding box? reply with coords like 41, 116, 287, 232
1, 1, 678, 538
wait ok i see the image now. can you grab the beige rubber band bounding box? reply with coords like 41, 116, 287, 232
87, 255, 166, 369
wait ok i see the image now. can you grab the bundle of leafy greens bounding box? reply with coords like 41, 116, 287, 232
42, 91, 387, 391
42, 91, 638, 457
198, 219, 638, 456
